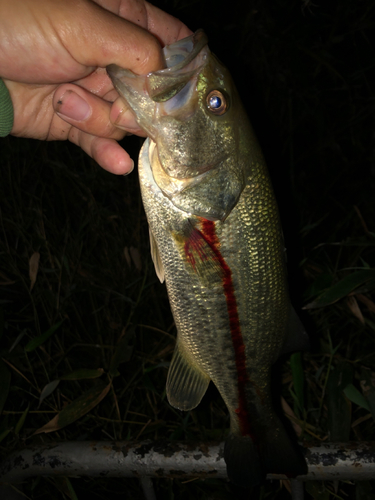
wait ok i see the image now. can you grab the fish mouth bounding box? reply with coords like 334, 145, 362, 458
106, 30, 209, 138
146, 30, 209, 102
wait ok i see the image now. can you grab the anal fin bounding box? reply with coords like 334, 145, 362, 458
166, 342, 210, 411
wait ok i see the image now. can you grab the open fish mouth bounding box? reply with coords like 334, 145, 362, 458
107, 30, 209, 104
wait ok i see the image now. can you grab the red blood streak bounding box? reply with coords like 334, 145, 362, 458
184, 228, 209, 272
199, 219, 253, 437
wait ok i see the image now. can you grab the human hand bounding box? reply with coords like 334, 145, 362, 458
0, 0, 191, 174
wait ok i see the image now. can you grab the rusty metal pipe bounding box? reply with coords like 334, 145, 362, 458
1, 441, 374, 484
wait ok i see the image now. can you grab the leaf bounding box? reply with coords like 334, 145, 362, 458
124, 246, 142, 271
64, 477, 79, 500
33, 381, 110, 435
343, 383, 370, 411
304, 269, 375, 309
52, 477, 78, 500
0, 358, 11, 414
0, 428, 11, 444
306, 481, 330, 500
124, 247, 131, 267
38, 370, 104, 408
0, 307, 3, 340
15, 405, 29, 435
25, 320, 64, 352
38, 379, 60, 408
357, 293, 375, 314
9, 329, 28, 353
355, 481, 375, 500
130, 247, 142, 271
304, 272, 333, 301
327, 362, 353, 442
143, 361, 170, 374
0, 271, 16, 286
109, 328, 135, 377
29, 252, 40, 291
142, 373, 157, 393
360, 368, 375, 421
290, 352, 304, 412
61, 368, 104, 381
346, 296, 365, 324
281, 396, 303, 437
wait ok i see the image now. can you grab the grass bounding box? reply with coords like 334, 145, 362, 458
1, 0, 375, 498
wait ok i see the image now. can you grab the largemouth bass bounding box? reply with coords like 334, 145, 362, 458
107, 30, 308, 488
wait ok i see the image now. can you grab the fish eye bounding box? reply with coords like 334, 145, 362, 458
206, 90, 228, 115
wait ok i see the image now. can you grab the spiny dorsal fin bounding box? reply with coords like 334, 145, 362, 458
166, 342, 210, 411
149, 226, 164, 283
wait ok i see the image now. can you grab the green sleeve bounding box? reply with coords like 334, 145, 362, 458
0, 78, 14, 137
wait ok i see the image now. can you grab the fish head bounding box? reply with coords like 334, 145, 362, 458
107, 30, 249, 220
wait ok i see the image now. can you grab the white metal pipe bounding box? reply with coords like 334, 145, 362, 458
1, 441, 374, 483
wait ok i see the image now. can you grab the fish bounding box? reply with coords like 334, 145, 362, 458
107, 30, 308, 488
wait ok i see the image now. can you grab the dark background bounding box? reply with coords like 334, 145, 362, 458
1, 1, 374, 499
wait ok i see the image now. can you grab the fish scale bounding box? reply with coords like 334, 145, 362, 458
107, 29, 308, 488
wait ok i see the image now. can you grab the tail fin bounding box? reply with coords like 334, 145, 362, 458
224, 427, 307, 489
224, 434, 263, 488
260, 424, 307, 478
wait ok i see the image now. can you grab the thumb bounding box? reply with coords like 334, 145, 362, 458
62, 0, 165, 75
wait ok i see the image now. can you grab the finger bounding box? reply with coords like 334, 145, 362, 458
69, 127, 135, 175
94, 0, 192, 45
64, 0, 165, 75
53, 84, 126, 140
109, 96, 147, 135
95, 0, 148, 27
144, 1, 193, 44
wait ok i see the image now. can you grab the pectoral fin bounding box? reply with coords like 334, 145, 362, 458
149, 227, 165, 283
166, 342, 210, 411
173, 220, 224, 286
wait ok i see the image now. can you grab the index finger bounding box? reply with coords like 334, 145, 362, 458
95, 0, 192, 46
144, 1, 193, 45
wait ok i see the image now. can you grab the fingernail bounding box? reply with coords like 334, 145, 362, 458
123, 159, 135, 176
113, 108, 139, 131
56, 90, 91, 121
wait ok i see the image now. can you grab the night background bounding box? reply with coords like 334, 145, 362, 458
0, 0, 374, 498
